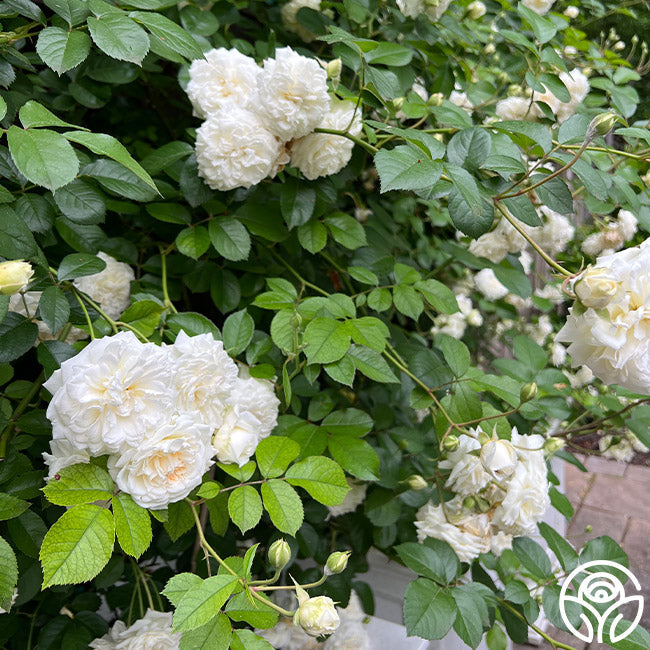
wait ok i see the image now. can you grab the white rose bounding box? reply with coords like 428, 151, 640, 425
281, 0, 322, 42
439, 436, 491, 496
480, 437, 518, 479
536, 68, 589, 123
467, 1, 486, 18
165, 330, 238, 429
186, 47, 260, 119
397, 0, 425, 19
495, 96, 534, 121
73, 252, 134, 321
327, 478, 366, 517
295, 596, 340, 637
290, 99, 362, 180
616, 209, 638, 241
490, 531, 513, 556
598, 435, 634, 463
44, 331, 177, 455
254, 47, 330, 141
574, 267, 622, 309
0, 260, 33, 295
557, 240, 650, 394
195, 108, 289, 191
449, 90, 473, 113
90, 610, 181, 650
563, 6, 578, 18
108, 413, 213, 510
520, 0, 555, 16
42, 440, 91, 481
474, 268, 509, 300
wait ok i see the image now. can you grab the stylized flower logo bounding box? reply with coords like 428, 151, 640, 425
560, 560, 644, 643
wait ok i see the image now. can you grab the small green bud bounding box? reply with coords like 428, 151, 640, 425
407, 475, 428, 491
325, 551, 351, 575
520, 382, 538, 403
585, 524, 593, 533
392, 97, 405, 111
443, 434, 460, 452
290, 311, 302, 329
462, 496, 477, 510
326, 58, 342, 81
427, 92, 444, 107
589, 112, 619, 137
268, 539, 291, 570
544, 438, 566, 455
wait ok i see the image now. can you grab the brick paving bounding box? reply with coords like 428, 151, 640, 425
517, 456, 650, 650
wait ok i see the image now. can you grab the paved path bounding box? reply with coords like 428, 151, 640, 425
519, 456, 650, 650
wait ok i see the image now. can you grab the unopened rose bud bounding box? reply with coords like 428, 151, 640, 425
520, 383, 538, 403
484, 43, 496, 55
0, 260, 34, 295
326, 58, 342, 81
392, 97, 405, 111
294, 595, 340, 637
575, 267, 621, 309
613, 41, 626, 51
407, 475, 428, 490
427, 92, 444, 106
480, 437, 517, 479
544, 437, 566, 455
268, 539, 291, 570
467, 1, 486, 19
589, 112, 619, 138
325, 551, 350, 575
563, 6, 579, 19
290, 311, 302, 328
443, 435, 460, 452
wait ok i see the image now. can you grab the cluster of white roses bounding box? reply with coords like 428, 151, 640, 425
599, 431, 649, 463
581, 209, 638, 258
43, 329, 279, 509
397, 0, 453, 22
557, 240, 650, 395
90, 609, 180, 649
496, 69, 590, 124
415, 429, 550, 563
431, 292, 484, 340
187, 46, 361, 189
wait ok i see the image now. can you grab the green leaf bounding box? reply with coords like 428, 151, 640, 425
53, 179, 106, 224
176, 225, 210, 260
222, 309, 254, 356
113, 493, 152, 559
63, 130, 157, 192
209, 218, 251, 261
513, 335, 547, 371
128, 11, 204, 60
393, 285, 423, 320
38, 286, 70, 335
57, 253, 106, 281
285, 456, 349, 506
0, 96, 6, 122
323, 213, 366, 249
255, 436, 300, 478
19, 101, 84, 130
501, 195, 541, 227
537, 522, 578, 572
84, 158, 157, 202
0, 205, 44, 264
42, 462, 113, 506
163, 572, 202, 607
297, 220, 327, 253
141, 141, 193, 174
231, 630, 274, 650
261, 480, 304, 536
447, 128, 491, 173
0, 313, 38, 363
512, 537, 552, 579
228, 486, 263, 534
492, 121, 552, 156
0, 492, 29, 521
321, 408, 373, 436
0, 535, 18, 611
328, 434, 379, 480
395, 542, 459, 584
452, 584, 489, 649
580, 535, 628, 567
36, 27, 91, 75
404, 578, 457, 640
415, 279, 459, 314
44, 0, 89, 26
40, 504, 115, 588
439, 334, 470, 377
347, 344, 399, 383
280, 177, 316, 229
531, 175, 573, 215
180, 613, 232, 650
375, 146, 442, 192
324, 355, 356, 387
226, 591, 279, 629
504, 580, 531, 605
145, 202, 191, 224
7, 126, 79, 191
167, 312, 220, 339
121, 300, 163, 335
172, 575, 239, 632
87, 14, 150, 65
303, 317, 350, 364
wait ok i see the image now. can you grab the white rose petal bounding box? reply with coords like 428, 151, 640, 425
90, 610, 181, 650
42, 439, 91, 481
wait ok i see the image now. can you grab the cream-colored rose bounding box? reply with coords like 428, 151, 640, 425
90, 609, 180, 649
480, 437, 518, 479
108, 413, 213, 510
42, 440, 91, 481
439, 435, 491, 496
295, 596, 340, 637
467, 1, 486, 18
0, 260, 33, 295
574, 267, 621, 309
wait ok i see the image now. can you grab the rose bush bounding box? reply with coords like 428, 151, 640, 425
0, 0, 649, 649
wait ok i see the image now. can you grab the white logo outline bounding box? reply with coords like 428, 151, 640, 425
559, 560, 644, 643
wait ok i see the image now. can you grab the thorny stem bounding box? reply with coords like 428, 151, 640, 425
494, 202, 572, 277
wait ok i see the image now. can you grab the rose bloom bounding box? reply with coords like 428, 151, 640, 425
557, 240, 650, 394
73, 252, 134, 321
42, 440, 91, 481
521, 0, 555, 16
398, 0, 452, 21
186, 47, 260, 119
254, 47, 330, 141
474, 268, 509, 300
480, 437, 518, 479
108, 413, 214, 510
0, 260, 33, 295
290, 99, 362, 180
165, 330, 238, 429
281, 0, 321, 42
44, 331, 177, 455
295, 596, 340, 637
439, 435, 491, 496
195, 107, 289, 191
90, 609, 181, 649
495, 96, 534, 121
